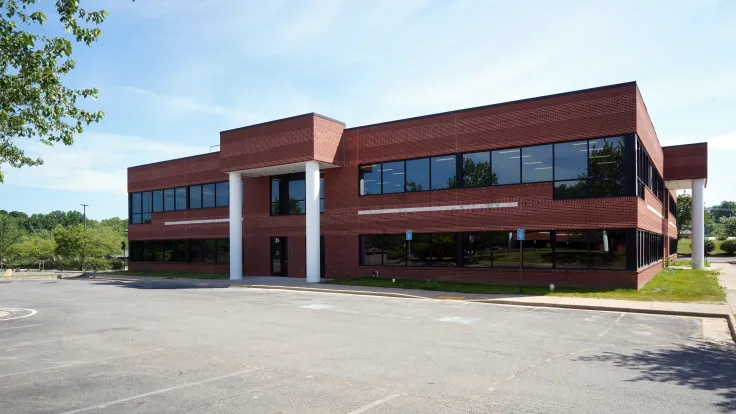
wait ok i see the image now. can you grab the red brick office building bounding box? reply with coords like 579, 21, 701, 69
127, 82, 708, 289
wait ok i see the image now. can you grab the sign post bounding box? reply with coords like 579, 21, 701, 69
406, 230, 412, 268
517, 228, 525, 293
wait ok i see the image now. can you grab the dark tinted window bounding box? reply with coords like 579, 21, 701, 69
153, 241, 163, 262
289, 176, 306, 214
405, 158, 429, 192
202, 183, 215, 208
555, 231, 589, 268
216, 239, 229, 263
130, 241, 143, 261
360, 235, 382, 265
491, 231, 520, 267
492, 148, 521, 185
153, 190, 163, 212
462, 233, 493, 267
188, 240, 203, 262
164, 189, 175, 211
142, 241, 153, 261
189, 185, 202, 209
172, 240, 187, 262
521, 145, 553, 183
522, 231, 553, 267
271, 178, 281, 215
141, 192, 153, 223
590, 230, 627, 269
431, 233, 456, 267
554, 140, 588, 180
359, 164, 381, 195
430, 155, 456, 190
589, 178, 625, 197
408, 234, 431, 267
175, 187, 187, 210
554, 180, 587, 199
382, 234, 406, 266
462, 152, 492, 188
203, 239, 216, 263
382, 161, 405, 194
215, 182, 229, 207
589, 136, 625, 179
131, 193, 141, 224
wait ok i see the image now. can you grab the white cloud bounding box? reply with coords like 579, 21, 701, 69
123, 87, 260, 125
2, 133, 207, 194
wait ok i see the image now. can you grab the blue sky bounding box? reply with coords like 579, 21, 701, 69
1, 0, 734, 220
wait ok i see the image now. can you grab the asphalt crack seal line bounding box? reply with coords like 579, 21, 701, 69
0, 308, 37, 321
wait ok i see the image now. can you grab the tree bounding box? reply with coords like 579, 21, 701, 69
54, 224, 118, 270
676, 194, 692, 239
1, 0, 111, 182
709, 201, 736, 221
0, 214, 23, 265
9, 234, 55, 263
719, 216, 736, 238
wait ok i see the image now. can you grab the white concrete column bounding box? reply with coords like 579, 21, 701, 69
692, 179, 705, 270
305, 161, 321, 283
228, 172, 243, 280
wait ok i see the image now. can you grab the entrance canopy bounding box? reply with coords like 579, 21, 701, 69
663, 142, 708, 190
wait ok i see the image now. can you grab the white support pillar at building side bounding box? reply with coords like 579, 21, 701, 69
229, 172, 243, 280
692, 178, 705, 270
305, 160, 321, 283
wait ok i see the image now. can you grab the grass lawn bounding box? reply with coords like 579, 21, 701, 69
107, 270, 228, 280
677, 238, 729, 256
323, 268, 726, 303
669, 258, 710, 267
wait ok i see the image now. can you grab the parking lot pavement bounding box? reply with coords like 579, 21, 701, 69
0, 279, 734, 414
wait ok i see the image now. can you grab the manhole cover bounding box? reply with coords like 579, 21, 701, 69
0, 308, 37, 321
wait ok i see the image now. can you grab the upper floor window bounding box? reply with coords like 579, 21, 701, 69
553, 136, 627, 200
357, 134, 632, 199
270, 172, 324, 216
129, 180, 230, 224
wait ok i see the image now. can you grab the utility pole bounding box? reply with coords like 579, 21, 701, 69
80, 204, 89, 228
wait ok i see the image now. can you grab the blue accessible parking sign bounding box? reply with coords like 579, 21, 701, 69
406, 230, 412, 241
517, 228, 525, 241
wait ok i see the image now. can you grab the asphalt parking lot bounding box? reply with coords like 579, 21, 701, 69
0, 279, 734, 413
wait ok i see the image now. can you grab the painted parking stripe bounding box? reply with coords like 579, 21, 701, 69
438, 316, 479, 325
300, 304, 334, 310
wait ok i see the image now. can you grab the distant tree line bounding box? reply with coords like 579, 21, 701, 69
0, 210, 127, 271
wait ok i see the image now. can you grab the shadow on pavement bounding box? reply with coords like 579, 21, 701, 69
577, 342, 736, 412
90, 280, 229, 290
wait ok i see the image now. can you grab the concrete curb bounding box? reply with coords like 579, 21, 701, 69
232, 284, 428, 299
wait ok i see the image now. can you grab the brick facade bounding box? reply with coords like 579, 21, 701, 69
127, 82, 705, 290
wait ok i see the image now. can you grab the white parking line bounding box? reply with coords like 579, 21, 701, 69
438, 316, 479, 325
0, 349, 160, 379
59, 367, 261, 414
598, 312, 626, 337
347, 393, 406, 414
0, 308, 37, 321
300, 304, 334, 310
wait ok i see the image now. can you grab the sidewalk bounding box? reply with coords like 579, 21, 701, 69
86, 272, 736, 343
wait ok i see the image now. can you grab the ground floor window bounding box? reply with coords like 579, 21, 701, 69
360, 229, 632, 270
130, 239, 229, 263
637, 230, 663, 268
669, 237, 678, 256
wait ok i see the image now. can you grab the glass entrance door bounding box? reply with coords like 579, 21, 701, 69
271, 237, 288, 276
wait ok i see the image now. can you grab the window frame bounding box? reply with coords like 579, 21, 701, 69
357, 134, 633, 199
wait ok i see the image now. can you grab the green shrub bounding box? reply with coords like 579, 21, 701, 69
84, 258, 111, 272
716, 232, 729, 241
721, 239, 736, 255
111, 259, 125, 270
56, 259, 81, 271
704, 239, 716, 254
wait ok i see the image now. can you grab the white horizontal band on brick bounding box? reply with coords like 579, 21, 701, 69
669, 221, 677, 229
357, 202, 518, 215
647, 204, 664, 219
164, 218, 230, 226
